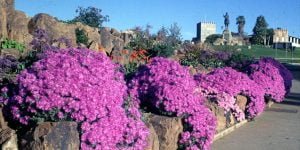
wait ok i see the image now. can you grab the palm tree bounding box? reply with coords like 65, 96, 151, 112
236, 16, 246, 36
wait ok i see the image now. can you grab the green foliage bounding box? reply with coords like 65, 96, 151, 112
72, 6, 109, 28
75, 28, 89, 45
167, 23, 182, 47
19, 50, 40, 69
125, 23, 182, 59
0, 38, 25, 53
123, 62, 140, 80
252, 15, 268, 45
126, 27, 155, 51
205, 34, 222, 44
180, 49, 201, 67
150, 44, 175, 58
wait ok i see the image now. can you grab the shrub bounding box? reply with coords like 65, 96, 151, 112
2, 48, 149, 149
128, 57, 216, 150
0, 38, 26, 53
0, 55, 22, 82
75, 28, 89, 46
194, 67, 266, 120
225, 53, 254, 71
246, 57, 293, 102
180, 49, 231, 69
149, 44, 175, 58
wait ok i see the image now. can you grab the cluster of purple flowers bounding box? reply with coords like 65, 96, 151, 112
2, 48, 149, 149
247, 57, 293, 102
194, 67, 266, 120
128, 57, 216, 150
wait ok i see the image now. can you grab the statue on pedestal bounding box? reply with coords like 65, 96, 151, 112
223, 12, 230, 30
222, 12, 232, 45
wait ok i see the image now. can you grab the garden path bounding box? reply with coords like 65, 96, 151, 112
212, 64, 300, 150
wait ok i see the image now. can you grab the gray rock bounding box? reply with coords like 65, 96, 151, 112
147, 114, 183, 150
20, 121, 80, 150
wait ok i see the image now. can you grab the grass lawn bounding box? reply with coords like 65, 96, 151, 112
212, 45, 300, 63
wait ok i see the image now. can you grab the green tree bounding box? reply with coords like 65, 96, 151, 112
72, 6, 109, 28
75, 28, 89, 46
236, 16, 246, 35
205, 34, 222, 44
167, 23, 182, 47
252, 15, 268, 45
157, 26, 168, 42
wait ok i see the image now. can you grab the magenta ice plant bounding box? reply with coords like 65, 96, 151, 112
194, 67, 266, 120
2, 48, 149, 150
128, 57, 216, 150
247, 57, 293, 102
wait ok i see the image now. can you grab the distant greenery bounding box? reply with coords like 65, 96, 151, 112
75, 28, 89, 45
0, 38, 25, 53
212, 45, 300, 63
126, 23, 182, 58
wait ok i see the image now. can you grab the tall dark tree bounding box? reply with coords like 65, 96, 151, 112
72, 6, 109, 28
236, 16, 246, 35
252, 15, 268, 45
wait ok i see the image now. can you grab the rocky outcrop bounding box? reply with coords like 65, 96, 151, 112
0, 0, 14, 38
146, 114, 183, 150
236, 95, 248, 112
99, 27, 125, 54
145, 122, 159, 150
1, 0, 131, 54
0, 105, 18, 150
20, 122, 80, 150
7, 10, 32, 47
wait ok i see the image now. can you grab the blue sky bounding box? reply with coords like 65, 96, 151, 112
16, 0, 300, 40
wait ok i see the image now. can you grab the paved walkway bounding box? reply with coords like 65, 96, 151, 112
212, 65, 300, 150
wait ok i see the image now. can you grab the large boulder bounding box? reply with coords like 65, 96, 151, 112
147, 114, 183, 150
236, 95, 248, 112
0, 105, 18, 150
28, 13, 101, 50
20, 122, 80, 150
7, 10, 32, 48
99, 27, 125, 54
0, 0, 32, 51
145, 122, 159, 150
206, 101, 237, 132
0, 0, 14, 38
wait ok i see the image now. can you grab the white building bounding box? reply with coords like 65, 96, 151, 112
273, 28, 300, 48
289, 36, 300, 48
193, 21, 216, 43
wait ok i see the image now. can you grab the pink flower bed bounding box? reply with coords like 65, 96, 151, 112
247, 57, 293, 102
3, 48, 149, 150
194, 67, 266, 120
128, 57, 216, 150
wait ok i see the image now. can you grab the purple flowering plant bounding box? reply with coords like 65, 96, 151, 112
194, 67, 266, 120
246, 57, 293, 102
1, 48, 149, 150
128, 57, 216, 150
